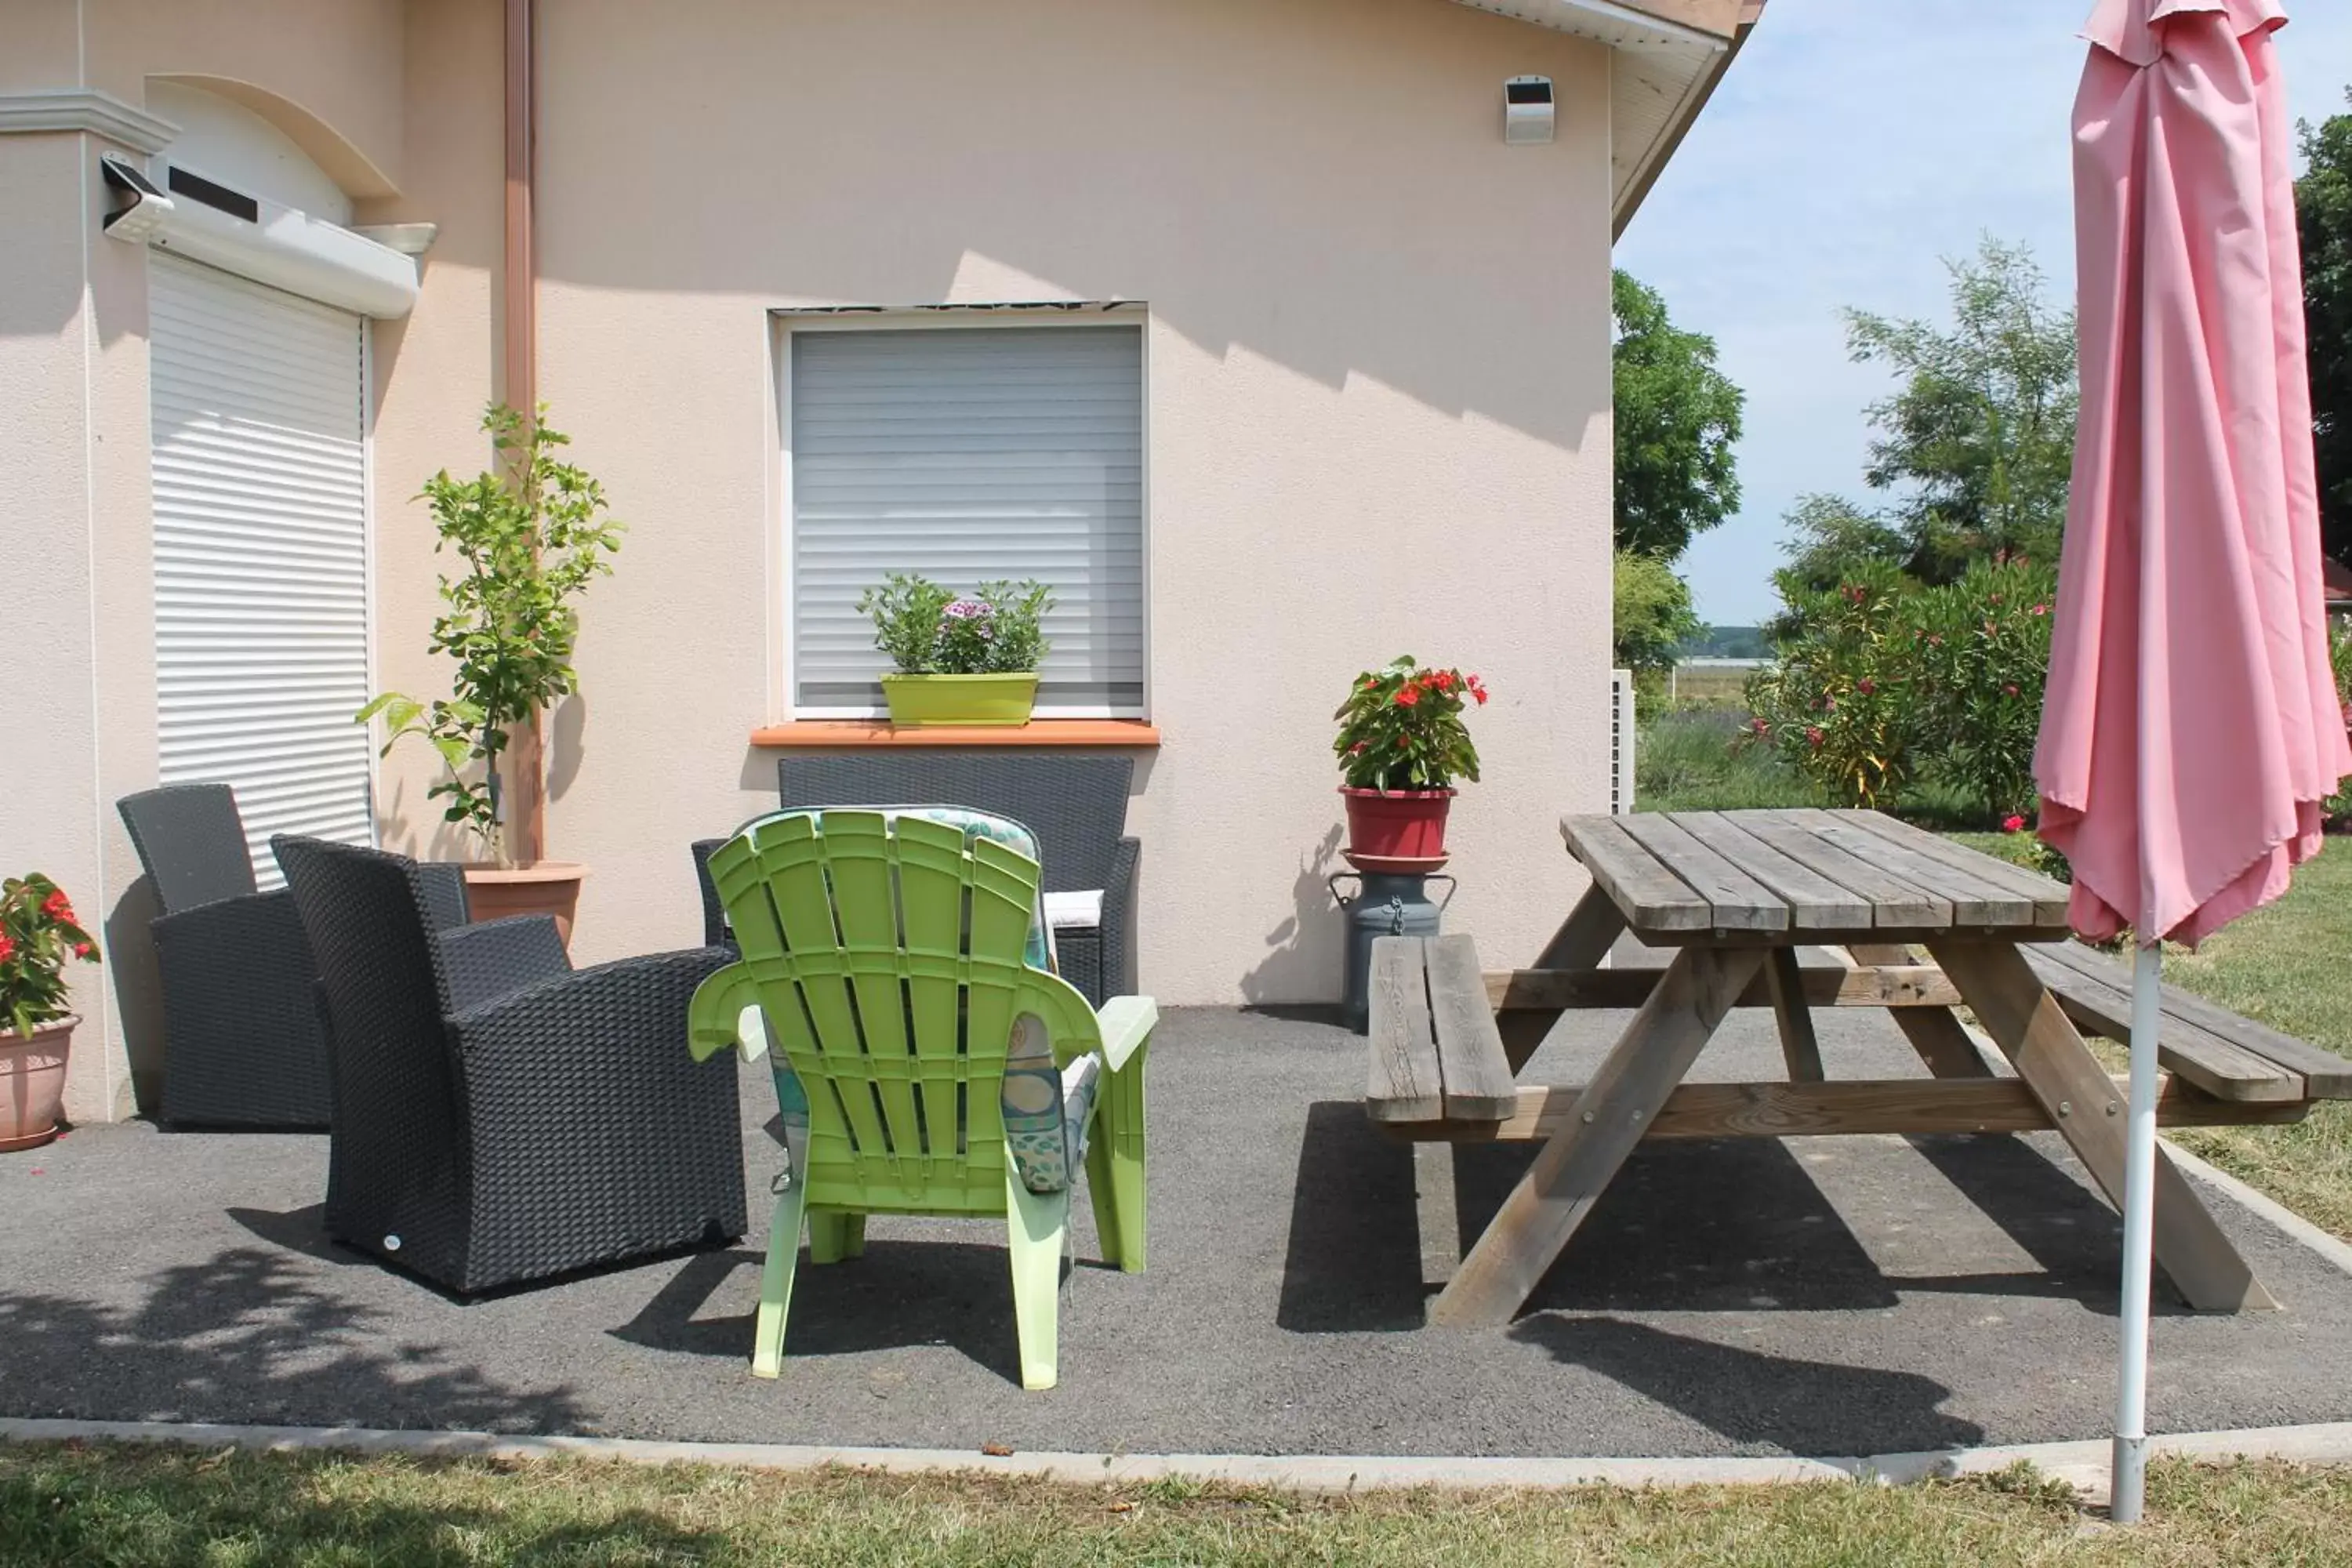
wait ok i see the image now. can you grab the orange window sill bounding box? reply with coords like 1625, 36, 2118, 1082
750, 720, 1161, 748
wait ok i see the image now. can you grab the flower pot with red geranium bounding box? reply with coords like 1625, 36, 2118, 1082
1333, 655, 1488, 873
0, 874, 102, 1152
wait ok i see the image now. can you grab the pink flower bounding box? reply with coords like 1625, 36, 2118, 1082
2030, 604, 2049, 616
1805, 727, 1824, 749
2002, 815, 2027, 833
73, 942, 93, 959
0, 934, 13, 964
1856, 678, 1876, 696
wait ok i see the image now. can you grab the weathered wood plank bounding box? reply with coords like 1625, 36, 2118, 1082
1795, 809, 2032, 928
1849, 942, 1998, 1079
2031, 940, 2352, 1100
1835, 811, 2073, 927
1483, 963, 1962, 1013
1430, 947, 1765, 1327
1379, 1076, 2308, 1142
1426, 934, 1519, 1120
1764, 946, 1825, 1082
1365, 937, 1441, 1123
1617, 813, 1789, 931
1671, 811, 1873, 928
1533, 881, 1631, 971
1731, 811, 1950, 927
2024, 944, 2302, 1104
1559, 815, 1713, 935
1931, 938, 2277, 1312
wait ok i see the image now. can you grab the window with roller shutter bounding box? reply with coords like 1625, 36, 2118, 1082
785, 323, 1146, 717
149, 252, 375, 884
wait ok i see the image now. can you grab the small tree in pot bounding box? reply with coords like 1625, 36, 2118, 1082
357, 404, 622, 941
0, 874, 101, 1152
1333, 656, 1488, 870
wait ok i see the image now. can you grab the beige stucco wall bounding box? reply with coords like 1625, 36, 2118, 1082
13, 0, 1618, 1133
2, 0, 409, 1121
459, 0, 1619, 1000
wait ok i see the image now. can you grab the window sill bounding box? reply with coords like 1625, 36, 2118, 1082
749, 720, 1161, 748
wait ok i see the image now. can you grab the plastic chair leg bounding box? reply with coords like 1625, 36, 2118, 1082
752, 1178, 810, 1380
1097, 1052, 1147, 1274
1004, 1156, 1069, 1392
808, 1210, 866, 1264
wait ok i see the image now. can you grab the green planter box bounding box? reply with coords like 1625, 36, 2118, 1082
880, 672, 1040, 727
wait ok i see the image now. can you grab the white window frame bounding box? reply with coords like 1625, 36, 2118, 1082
769, 307, 1154, 722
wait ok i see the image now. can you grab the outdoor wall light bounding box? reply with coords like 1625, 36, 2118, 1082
1504, 74, 1555, 143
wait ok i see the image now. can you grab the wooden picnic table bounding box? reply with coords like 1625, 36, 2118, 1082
1370, 808, 2319, 1328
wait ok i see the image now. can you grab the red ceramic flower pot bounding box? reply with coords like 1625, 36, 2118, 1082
1340, 787, 1455, 872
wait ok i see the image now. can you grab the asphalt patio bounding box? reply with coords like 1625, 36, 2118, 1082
4, 991, 2349, 1461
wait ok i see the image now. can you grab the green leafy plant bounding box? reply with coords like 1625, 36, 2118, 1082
0, 874, 101, 1036
1904, 553, 2058, 821
357, 405, 623, 866
855, 575, 1054, 675
1744, 564, 1916, 809
1333, 656, 1488, 791
2325, 619, 2352, 828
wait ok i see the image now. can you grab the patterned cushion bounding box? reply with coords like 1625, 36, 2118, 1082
728, 807, 1091, 1193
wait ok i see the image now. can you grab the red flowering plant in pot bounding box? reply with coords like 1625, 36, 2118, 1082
0, 874, 102, 1152
1332, 655, 1488, 872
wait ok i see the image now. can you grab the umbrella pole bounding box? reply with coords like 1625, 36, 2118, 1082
2111, 941, 2163, 1523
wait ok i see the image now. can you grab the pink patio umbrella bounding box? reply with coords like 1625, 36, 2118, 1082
2037, 0, 2350, 1523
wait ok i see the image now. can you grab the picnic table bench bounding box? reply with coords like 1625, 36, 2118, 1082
1365, 808, 2352, 1327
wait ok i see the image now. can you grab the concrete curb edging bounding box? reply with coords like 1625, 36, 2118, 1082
6, 1416, 2352, 1498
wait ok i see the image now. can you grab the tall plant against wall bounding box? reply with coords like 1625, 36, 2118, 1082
358, 405, 623, 866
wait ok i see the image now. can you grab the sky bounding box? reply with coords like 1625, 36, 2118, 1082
1613, 0, 2352, 627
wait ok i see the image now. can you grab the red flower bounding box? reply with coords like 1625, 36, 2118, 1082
1428, 669, 1456, 693
74, 942, 93, 959
2003, 683, 2020, 697
1805, 726, 1824, 748
0, 934, 13, 964
2002, 815, 2027, 833
1393, 684, 1420, 707
1856, 678, 1876, 695
40, 889, 71, 920
1362, 677, 1379, 691
1348, 742, 1367, 754
1748, 717, 1769, 735
1466, 673, 1488, 706
2030, 604, 2049, 616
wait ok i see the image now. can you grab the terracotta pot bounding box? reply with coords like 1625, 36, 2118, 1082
463, 861, 588, 948
1339, 787, 1456, 873
1, 1016, 76, 1154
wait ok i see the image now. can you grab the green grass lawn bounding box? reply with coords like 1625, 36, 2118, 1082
2, 1446, 2349, 1566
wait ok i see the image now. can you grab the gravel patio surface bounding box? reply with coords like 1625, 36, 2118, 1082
5, 989, 2349, 1460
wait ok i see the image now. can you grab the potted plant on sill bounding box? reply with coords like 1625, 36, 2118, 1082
856, 573, 1054, 727
358, 404, 623, 945
1333, 655, 1488, 872
1, 874, 102, 1152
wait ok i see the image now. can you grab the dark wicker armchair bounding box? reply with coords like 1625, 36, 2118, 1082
274, 835, 745, 1295
117, 785, 467, 1128
775, 755, 1141, 1004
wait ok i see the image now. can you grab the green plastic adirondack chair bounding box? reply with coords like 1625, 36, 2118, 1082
687, 810, 1152, 1392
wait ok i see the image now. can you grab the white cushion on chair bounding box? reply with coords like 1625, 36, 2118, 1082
1043, 889, 1104, 929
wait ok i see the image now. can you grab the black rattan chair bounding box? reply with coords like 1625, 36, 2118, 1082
117, 785, 467, 1128
275, 834, 745, 1295
772, 756, 1141, 1004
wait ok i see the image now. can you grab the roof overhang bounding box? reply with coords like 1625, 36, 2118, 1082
1447, 0, 1763, 238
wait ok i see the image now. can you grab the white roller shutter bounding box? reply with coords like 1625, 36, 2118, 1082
789, 325, 1145, 715
151, 252, 374, 884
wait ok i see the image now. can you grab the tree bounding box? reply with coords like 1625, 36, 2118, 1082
1613, 548, 1704, 677
1613, 270, 1745, 560
1841, 237, 2077, 583
2303, 93, 2352, 564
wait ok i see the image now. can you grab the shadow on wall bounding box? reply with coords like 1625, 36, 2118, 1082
100, 877, 168, 1118
1241, 822, 1344, 1004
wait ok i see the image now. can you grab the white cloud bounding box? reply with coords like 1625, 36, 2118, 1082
1617, 0, 2352, 624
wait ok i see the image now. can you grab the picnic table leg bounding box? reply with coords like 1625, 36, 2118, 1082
1763, 947, 1825, 1083
1503, 884, 1632, 1073
1429, 945, 1766, 1327
1928, 938, 2276, 1313
1849, 943, 1994, 1080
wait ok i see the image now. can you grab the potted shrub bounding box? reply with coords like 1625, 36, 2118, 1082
1333, 656, 1488, 871
0, 874, 102, 1152
855, 574, 1054, 727
358, 404, 623, 943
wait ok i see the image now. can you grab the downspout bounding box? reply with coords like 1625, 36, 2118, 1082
502, 0, 546, 866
